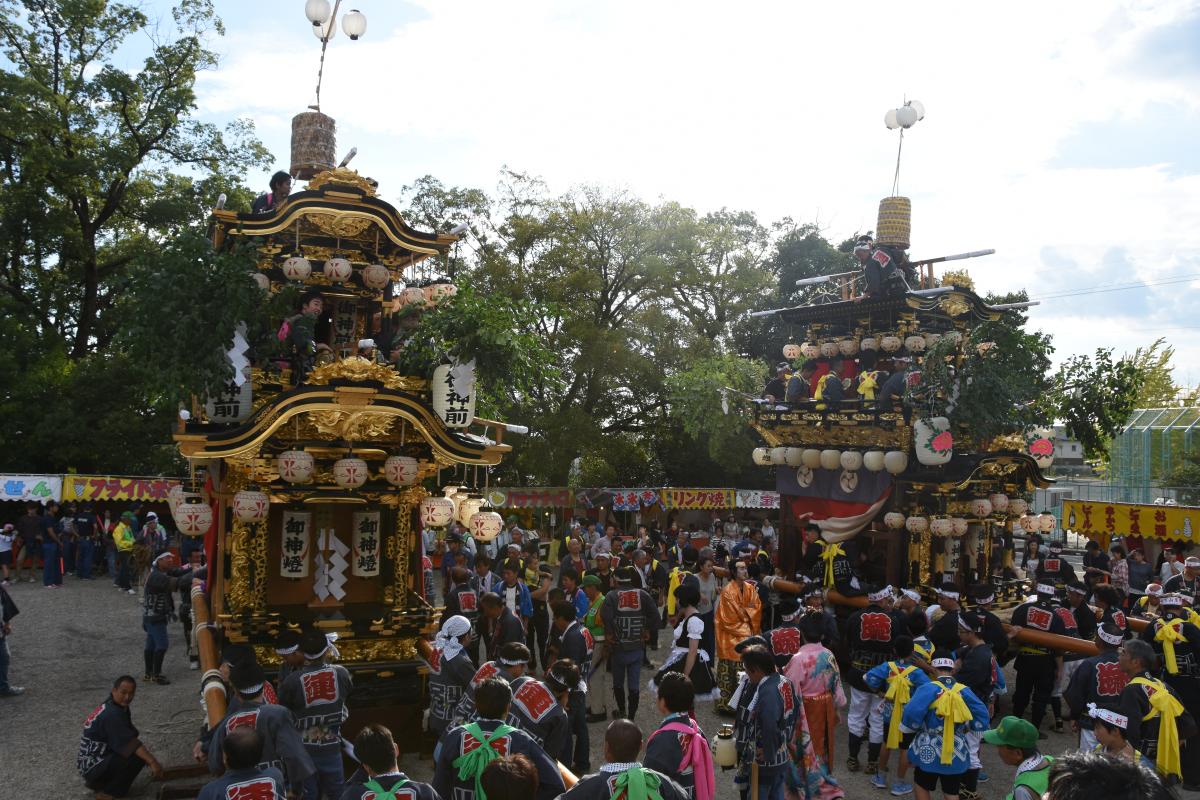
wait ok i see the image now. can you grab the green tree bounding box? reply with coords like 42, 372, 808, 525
1049, 347, 1146, 464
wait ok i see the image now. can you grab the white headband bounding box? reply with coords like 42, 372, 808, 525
499, 655, 530, 666
932, 657, 956, 669
868, 586, 893, 602
1098, 627, 1124, 645
958, 616, 975, 632
1148, 585, 1164, 597
975, 594, 995, 605
1182, 594, 1195, 604
275, 645, 299, 655
901, 589, 921, 603
1162, 595, 1184, 606
237, 682, 265, 695
1036, 583, 1057, 595
1088, 702, 1129, 729
1067, 584, 1087, 595
1186, 557, 1200, 568
937, 588, 959, 600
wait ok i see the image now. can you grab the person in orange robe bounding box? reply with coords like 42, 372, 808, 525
715, 559, 763, 713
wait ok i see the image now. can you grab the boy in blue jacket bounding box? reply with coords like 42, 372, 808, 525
864, 635, 932, 796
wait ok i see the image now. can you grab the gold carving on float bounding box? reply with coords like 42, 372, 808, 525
307, 357, 427, 391
309, 410, 396, 441
938, 293, 971, 317
307, 168, 378, 197
986, 431, 1027, 452
383, 488, 424, 608
330, 637, 420, 664
305, 212, 374, 238
227, 519, 267, 613
752, 422, 910, 449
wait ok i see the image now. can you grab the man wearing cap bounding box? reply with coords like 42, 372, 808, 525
955, 612, 995, 800
1064, 622, 1129, 753
1138, 592, 1200, 786
601, 566, 659, 720
207, 661, 314, 792
927, 584, 963, 653
715, 559, 763, 716
980, 716, 1052, 800
1117, 637, 1197, 787
1164, 555, 1200, 599
141, 551, 194, 685
899, 650, 989, 800
581, 574, 610, 722
278, 629, 353, 800
844, 584, 900, 773
1007, 583, 1068, 738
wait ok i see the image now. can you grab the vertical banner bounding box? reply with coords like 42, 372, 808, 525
280, 511, 312, 578
431, 360, 477, 428
352, 511, 382, 577
332, 299, 357, 357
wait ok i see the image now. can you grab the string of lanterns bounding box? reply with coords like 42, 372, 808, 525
781, 331, 964, 362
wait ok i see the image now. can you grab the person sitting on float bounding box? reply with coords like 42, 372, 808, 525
252, 170, 293, 214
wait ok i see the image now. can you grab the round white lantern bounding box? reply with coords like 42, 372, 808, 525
250, 272, 270, 291
863, 451, 886, 472
784, 448, 804, 467
820, 342, 839, 358
277, 450, 314, 484
943, 331, 963, 346
906, 516, 929, 533
341, 8, 367, 39
838, 338, 859, 357
930, 516, 954, 537
801, 342, 820, 359
751, 448, 773, 466
925, 332, 942, 347
1038, 513, 1057, 532
840, 451, 863, 472
429, 282, 457, 304
881, 335, 902, 352
384, 455, 420, 486
770, 447, 789, 466
782, 343, 802, 361
1018, 514, 1038, 533
884, 512, 906, 530
332, 457, 368, 489
457, 497, 483, 527
989, 493, 1010, 513
970, 498, 993, 517
819, 449, 841, 471
860, 337, 879, 352
324, 257, 352, 283
282, 256, 312, 281
951, 517, 970, 536
469, 510, 504, 542
801, 449, 823, 470
1009, 498, 1029, 517
305, 0, 332, 25
884, 450, 908, 475
362, 263, 391, 290
419, 497, 455, 528
233, 490, 269, 523
904, 335, 926, 352
402, 287, 426, 307
177, 501, 213, 536
168, 484, 185, 513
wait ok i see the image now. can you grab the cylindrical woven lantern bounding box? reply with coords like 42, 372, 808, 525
233, 490, 269, 523
470, 510, 504, 542
332, 457, 368, 489
876, 196, 912, 249
277, 450, 314, 484
290, 111, 337, 180
177, 501, 213, 536
419, 497, 455, 528
384, 455, 420, 486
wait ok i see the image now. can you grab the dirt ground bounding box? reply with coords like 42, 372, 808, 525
2, 575, 1197, 799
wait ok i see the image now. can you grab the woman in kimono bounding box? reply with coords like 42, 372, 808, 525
783, 613, 846, 799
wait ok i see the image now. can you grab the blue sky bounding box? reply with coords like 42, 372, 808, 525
168, 1, 1200, 383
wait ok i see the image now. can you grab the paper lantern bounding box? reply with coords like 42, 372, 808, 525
384, 455, 420, 486
782, 343, 802, 360
305, 0, 331, 25
419, 497, 455, 527
233, 490, 269, 523
840, 451, 863, 471
167, 485, 185, 513
801, 449, 822, 469
906, 516, 929, 533
1019, 514, 1039, 533
783, 448, 804, 467
838, 338, 859, 357
751, 447, 773, 466
801, 342, 820, 359
820, 341, 839, 358
925, 332, 942, 346
251, 272, 270, 291
914, 417, 954, 465
884, 512, 906, 530
943, 331, 963, 346
401, 287, 426, 307
457, 496, 483, 527
970, 498, 993, 517
362, 263, 390, 290
469, 510, 504, 541
332, 457, 368, 489
277, 450, 314, 484
860, 337, 879, 351
951, 517, 969, 536
176, 501, 213, 536
819, 449, 841, 471
930, 516, 954, 537
863, 451, 886, 472
904, 335, 926, 352
880, 335, 902, 352
1009, 498, 1029, 517
324, 257, 352, 283
1038, 513, 1057, 532
282, 256, 312, 281
770, 447, 789, 466
341, 8, 367, 39
884, 450, 908, 475
1026, 426, 1056, 469
429, 282, 457, 304
989, 493, 1010, 513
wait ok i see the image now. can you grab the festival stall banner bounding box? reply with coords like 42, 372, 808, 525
1063, 499, 1200, 544
487, 488, 573, 508
660, 488, 736, 510
607, 489, 660, 511
0, 474, 62, 504
62, 475, 180, 503
351, 511, 382, 577
736, 490, 781, 509
280, 511, 312, 578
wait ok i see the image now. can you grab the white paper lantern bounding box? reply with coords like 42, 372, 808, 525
305, 0, 332, 25
752, 448, 773, 466
277, 450, 314, 484
914, 417, 954, 466
951, 517, 970, 536
770, 447, 789, 466
1009, 498, 1029, 517
880, 335, 902, 352
925, 332, 942, 346
324, 257, 352, 283
884, 108, 900, 130
362, 263, 390, 290
970, 498, 993, 517
233, 490, 269, 523
884, 512, 906, 530
332, 457, 368, 489
801, 449, 822, 470
251, 272, 270, 291
384, 455, 420, 486
341, 8, 367, 39
943, 331, 963, 346
860, 337, 879, 351
401, 287, 425, 308
930, 516, 954, 537
1019, 514, 1039, 533
282, 256, 312, 281
906, 516, 929, 533
801, 342, 820, 359
469, 510, 504, 541
884, 450, 908, 475
429, 282, 457, 304
863, 451, 886, 472
838, 338, 859, 357
989, 493, 1010, 513
840, 451, 863, 471
782, 343, 802, 360
896, 105, 919, 128
168, 485, 185, 514
457, 497, 483, 527
784, 448, 804, 467
904, 335, 926, 352
176, 501, 213, 536
819, 449, 841, 471
1038, 513, 1057, 532
820, 342, 839, 358
419, 497, 455, 527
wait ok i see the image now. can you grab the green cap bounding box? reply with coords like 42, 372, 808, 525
982, 716, 1039, 749
580, 574, 601, 588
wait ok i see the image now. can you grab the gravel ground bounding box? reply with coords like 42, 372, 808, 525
4, 575, 1198, 799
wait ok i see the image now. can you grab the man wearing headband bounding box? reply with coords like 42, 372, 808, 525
864, 634, 930, 797
442, 566, 482, 663
586, 551, 615, 593
1088, 702, 1153, 769
955, 612, 994, 800
896, 588, 923, 617
454, 641, 531, 726
278, 630, 353, 800
1139, 592, 1200, 787
1164, 555, 1200, 599
1063, 622, 1129, 753
980, 716, 1049, 800
141, 551, 194, 686
207, 661, 314, 792
928, 583, 963, 653
274, 630, 305, 686
967, 583, 1009, 666
765, 597, 804, 670
1048, 583, 1086, 734
558, 718, 688, 800
1007, 583, 1068, 739
714, 559, 762, 716
1135, 582, 1165, 618
899, 650, 989, 800
425, 615, 477, 738
1117, 638, 1196, 788
845, 584, 900, 773
506, 657, 570, 760
601, 565, 659, 720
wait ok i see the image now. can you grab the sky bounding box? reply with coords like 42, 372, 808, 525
185, 0, 1200, 384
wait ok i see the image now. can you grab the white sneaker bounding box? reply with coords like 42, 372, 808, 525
126, 589, 136, 595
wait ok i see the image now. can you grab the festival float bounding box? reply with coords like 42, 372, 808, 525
745, 101, 1068, 633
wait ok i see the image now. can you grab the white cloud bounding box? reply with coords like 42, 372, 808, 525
197, 0, 1200, 375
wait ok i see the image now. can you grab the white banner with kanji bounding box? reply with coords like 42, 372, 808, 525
351, 511, 382, 577
280, 511, 311, 578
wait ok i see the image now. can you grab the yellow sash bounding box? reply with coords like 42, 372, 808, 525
1155, 620, 1187, 675
857, 371, 879, 401
884, 664, 918, 748
820, 542, 845, 588
1130, 676, 1184, 779
931, 682, 972, 765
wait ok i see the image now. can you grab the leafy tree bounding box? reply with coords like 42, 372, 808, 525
1130, 338, 1187, 408
1049, 347, 1146, 464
